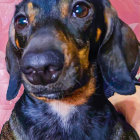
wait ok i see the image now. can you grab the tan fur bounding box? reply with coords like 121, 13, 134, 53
59, 1, 69, 18
60, 76, 95, 105
56, 31, 90, 70
27, 2, 39, 24
15, 39, 20, 48
96, 28, 102, 42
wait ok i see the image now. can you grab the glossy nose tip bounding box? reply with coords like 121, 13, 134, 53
21, 50, 64, 85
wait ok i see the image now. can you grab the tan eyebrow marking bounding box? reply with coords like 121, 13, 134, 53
27, 2, 39, 23
60, 1, 69, 18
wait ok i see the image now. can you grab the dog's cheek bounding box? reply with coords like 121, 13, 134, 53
56, 32, 81, 70
61, 77, 96, 105
55, 31, 91, 88
15, 28, 32, 50
61, 42, 85, 84
56, 31, 89, 70
9, 17, 28, 49
61, 43, 78, 67
14, 34, 26, 50
78, 47, 90, 70
15, 38, 20, 49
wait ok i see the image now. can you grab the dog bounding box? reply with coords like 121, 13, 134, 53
0, 0, 140, 139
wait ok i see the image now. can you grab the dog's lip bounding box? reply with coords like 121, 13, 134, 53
33, 91, 67, 99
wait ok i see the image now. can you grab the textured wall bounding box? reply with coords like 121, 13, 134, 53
0, 0, 140, 132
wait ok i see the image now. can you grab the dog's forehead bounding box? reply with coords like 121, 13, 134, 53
14, 0, 78, 25
24, 0, 106, 8
18, 0, 71, 15
16, 0, 110, 16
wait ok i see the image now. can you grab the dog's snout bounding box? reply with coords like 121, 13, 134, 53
21, 50, 64, 85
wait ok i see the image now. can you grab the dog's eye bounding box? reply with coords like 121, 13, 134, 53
15, 16, 28, 29
72, 2, 89, 18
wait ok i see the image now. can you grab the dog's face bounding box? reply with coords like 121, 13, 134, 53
8, 0, 100, 101
6, 0, 139, 102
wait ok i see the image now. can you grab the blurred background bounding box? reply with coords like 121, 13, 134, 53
0, 0, 140, 132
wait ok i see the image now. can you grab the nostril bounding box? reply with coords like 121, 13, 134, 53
49, 66, 59, 72
48, 65, 63, 73
22, 67, 36, 75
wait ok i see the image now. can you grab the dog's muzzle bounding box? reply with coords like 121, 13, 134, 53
21, 50, 64, 85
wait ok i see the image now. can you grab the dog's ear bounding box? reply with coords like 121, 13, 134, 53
6, 18, 21, 100
98, 6, 140, 95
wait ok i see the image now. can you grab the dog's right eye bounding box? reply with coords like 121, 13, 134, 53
15, 16, 28, 30
72, 2, 90, 18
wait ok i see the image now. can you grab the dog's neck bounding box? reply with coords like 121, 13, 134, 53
10, 81, 111, 140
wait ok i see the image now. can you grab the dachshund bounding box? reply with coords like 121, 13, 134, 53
0, 0, 140, 139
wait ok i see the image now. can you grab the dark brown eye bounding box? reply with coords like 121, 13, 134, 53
72, 2, 90, 18
15, 16, 28, 29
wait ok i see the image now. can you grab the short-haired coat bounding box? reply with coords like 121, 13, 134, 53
0, 0, 140, 139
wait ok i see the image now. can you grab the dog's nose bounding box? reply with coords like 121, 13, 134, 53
21, 50, 64, 85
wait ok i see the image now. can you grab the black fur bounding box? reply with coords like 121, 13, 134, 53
0, 0, 140, 139
13, 91, 138, 140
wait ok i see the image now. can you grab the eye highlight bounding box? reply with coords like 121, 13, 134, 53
15, 16, 28, 30
72, 2, 90, 18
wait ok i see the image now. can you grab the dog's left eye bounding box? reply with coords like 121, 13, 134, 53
72, 2, 90, 18
15, 16, 28, 29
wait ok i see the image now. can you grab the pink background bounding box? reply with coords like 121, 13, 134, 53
0, 0, 140, 132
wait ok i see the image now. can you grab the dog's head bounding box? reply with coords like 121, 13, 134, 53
6, 0, 139, 102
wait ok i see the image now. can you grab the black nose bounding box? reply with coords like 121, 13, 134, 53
21, 50, 64, 85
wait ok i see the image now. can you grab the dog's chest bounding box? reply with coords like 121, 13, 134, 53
11, 95, 114, 140
48, 101, 76, 129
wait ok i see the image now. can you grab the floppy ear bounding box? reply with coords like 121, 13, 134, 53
98, 6, 140, 95
6, 18, 22, 100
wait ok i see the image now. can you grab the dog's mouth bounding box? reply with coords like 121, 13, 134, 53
33, 90, 71, 100
25, 76, 84, 100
